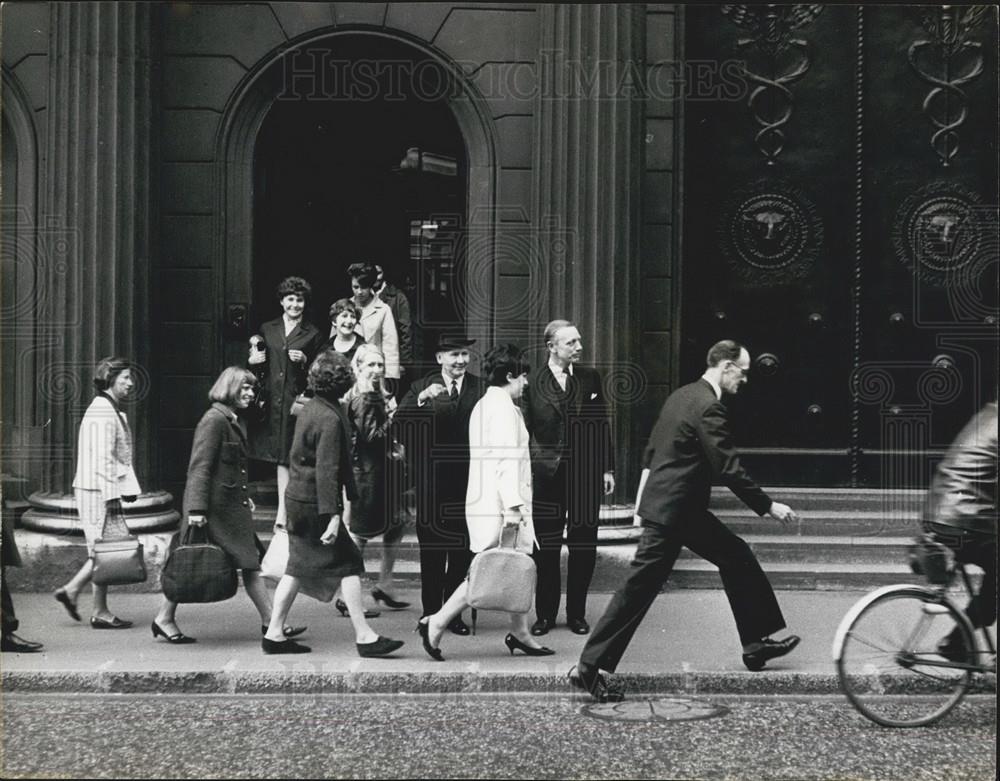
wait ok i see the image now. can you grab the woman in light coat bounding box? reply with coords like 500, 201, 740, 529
348, 263, 399, 382
54, 356, 142, 629
417, 344, 553, 660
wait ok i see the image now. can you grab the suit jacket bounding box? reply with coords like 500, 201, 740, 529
521, 364, 614, 483
285, 395, 358, 517
395, 371, 486, 518
249, 316, 324, 463
354, 297, 400, 378
638, 378, 771, 523
923, 401, 998, 536
72, 393, 142, 500
466, 387, 536, 553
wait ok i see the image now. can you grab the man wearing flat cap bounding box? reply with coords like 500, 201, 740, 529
395, 334, 486, 634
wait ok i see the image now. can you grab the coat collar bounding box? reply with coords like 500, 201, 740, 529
211, 402, 247, 443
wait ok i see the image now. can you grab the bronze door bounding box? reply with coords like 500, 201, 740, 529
682, 5, 998, 487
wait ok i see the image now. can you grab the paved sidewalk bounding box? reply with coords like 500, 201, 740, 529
0, 588, 917, 695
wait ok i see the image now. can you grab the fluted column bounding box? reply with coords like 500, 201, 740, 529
532, 4, 644, 499
24, 2, 174, 532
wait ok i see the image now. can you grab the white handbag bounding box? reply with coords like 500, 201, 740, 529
260, 527, 338, 602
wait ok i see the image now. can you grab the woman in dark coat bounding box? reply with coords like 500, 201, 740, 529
263, 351, 404, 657
248, 276, 324, 529
152, 367, 306, 643
343, 344, 409, 611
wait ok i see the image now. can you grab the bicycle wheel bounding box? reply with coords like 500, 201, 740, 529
835, 586, 974, 727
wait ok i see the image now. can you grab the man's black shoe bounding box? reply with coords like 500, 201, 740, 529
742, 635, 800, 671
567, 617, 590, 635
937, 632, 970, 663
567, 664, 624, 703
530, 618, 555, 636
447, 617, 471, 636
2, 633, 43, 653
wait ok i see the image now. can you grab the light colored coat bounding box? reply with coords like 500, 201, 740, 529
354, 297, 400, 379
72, 394, 142, 501
465, 386, 536, 553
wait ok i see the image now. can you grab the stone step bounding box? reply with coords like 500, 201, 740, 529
7, 527, 924, 593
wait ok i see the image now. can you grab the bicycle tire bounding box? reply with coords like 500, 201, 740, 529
833, 585, 975, 727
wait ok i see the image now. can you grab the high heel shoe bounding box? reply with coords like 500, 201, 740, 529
504, 633, 554, 656
416, 618, 444, 662
151, 621, 197, 644
335, 598, 380, 619
371, 587, 410, 610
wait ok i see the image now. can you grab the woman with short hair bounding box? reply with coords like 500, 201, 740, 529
151, 367, 305, 644
418, 344, 552, 660
263, 351, 403, 657
348, 263, 399, 382
324, 298, 365, 363
54, 356, 142, 629
248, 276, 324, 529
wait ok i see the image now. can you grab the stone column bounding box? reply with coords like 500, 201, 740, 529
23, 2, 175, 532
532, 4, 644, 502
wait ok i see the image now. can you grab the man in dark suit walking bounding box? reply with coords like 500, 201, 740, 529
523, 319, 615, 637
395, 335, 485, 634
570, 340, 800, 702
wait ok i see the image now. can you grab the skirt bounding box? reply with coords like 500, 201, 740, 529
75, 488, 109, 556
285, 496, 365, 579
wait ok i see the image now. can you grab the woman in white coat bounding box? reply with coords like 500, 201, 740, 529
54, 356, 142, 629
417, 344, 553, 660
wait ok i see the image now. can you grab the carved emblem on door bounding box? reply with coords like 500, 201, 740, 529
719, 182, 823, 282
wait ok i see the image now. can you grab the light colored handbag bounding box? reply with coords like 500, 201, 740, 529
260, 526, 338, 602
467, 527, 536, 619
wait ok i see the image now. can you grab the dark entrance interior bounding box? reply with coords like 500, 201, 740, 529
252, 36, 467, 374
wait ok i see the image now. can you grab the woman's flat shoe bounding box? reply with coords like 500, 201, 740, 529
90, 616, 133, 630
505, 633, 555, 656
260, 625, 307, 638
334, 598, 380, 619
416, 618, 444, 662
54, 589, 80, 622
262, 637, 311, 654
151, 621, 196, 644
356, 636, 404, 658
371, 587, 410, 610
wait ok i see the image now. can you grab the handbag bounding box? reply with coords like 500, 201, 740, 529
160, 524, 238, 603
260, 526, 338, 602
467, 527, 536, 623
91, 501, 147, 586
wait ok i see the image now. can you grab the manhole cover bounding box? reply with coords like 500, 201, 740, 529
582, 697, 729, 723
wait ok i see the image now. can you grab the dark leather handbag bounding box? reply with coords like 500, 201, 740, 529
91, 502, 147, 586
161, 524, 238, 603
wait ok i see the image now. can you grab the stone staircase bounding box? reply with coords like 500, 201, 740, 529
6, 486, 929, 593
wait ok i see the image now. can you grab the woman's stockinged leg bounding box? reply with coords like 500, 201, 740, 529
265, 575, 300, 641
510, 611, 545, 649
243, 570, 273, 623
341, 576, 378, 644
276, 465, 290, 527
428, 580, 470, 648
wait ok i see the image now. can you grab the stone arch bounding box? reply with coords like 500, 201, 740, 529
1, 66, 41, 497
214, 28, 500, 369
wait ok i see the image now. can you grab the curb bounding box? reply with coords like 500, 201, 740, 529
0, 669, 909, 696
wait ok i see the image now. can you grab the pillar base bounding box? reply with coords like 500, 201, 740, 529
21, 491, 180, 534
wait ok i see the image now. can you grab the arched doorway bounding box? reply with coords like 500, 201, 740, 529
251, 35, 467, 372
218, 31, 498, 377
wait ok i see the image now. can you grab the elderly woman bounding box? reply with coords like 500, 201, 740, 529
341, 344, 409, 614
418, 344, 553, 660
248, 276, 324, 529
263, 351, 404, 657
151, 367, 305, 644
54, 356, 142, 629
324, 298, 366, 363
347, 263, 399, 383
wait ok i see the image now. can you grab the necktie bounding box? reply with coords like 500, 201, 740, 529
450, 380, 459, 401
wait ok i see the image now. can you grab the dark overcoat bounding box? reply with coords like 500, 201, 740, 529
181, 403, 261, 569
248, 316, 324, 464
